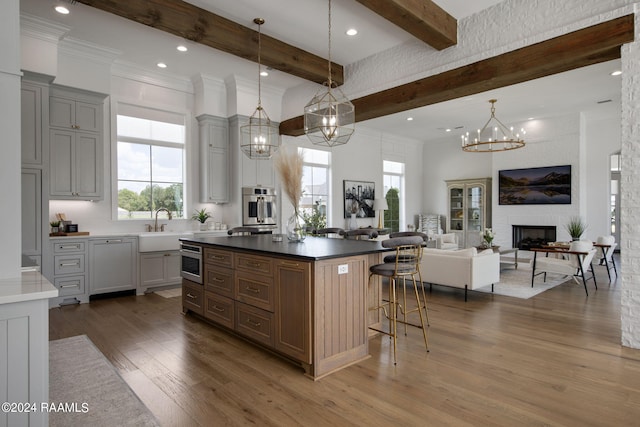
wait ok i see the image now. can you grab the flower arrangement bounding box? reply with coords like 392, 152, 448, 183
274, 147, 305, 241
482, 228, 495, 247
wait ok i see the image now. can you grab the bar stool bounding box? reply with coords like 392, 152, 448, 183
227, 226, 260, 236
340, 228, 378, 240
312, 227, 345, 238
387, 231, 430, 326
368, 236, 429, 364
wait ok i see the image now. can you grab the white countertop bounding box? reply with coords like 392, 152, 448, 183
48, 230, 229, 240
0, 271, 58, 305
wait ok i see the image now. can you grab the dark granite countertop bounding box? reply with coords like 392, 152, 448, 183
179, 234, 387, 260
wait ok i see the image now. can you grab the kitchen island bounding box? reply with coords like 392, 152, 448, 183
179, 234, 386, 380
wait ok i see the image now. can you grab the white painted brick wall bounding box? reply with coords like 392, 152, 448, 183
621, 8, 640, 347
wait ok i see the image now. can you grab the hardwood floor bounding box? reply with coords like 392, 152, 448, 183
49, 255, 640, 426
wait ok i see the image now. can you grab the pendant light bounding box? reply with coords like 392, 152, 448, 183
304, 0, 355, 147
240, 18, 280, 159
461, 99, 526, 152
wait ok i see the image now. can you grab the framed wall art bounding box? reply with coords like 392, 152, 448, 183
498, 165, 571, 205
343, 180, 375, 218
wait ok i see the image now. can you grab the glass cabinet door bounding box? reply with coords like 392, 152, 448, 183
449, 186, 464, 231
466, 185, 484, 245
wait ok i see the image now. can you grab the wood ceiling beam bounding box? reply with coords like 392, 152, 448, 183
354, 0, 457, 50
75, 0, 344, 86
280, 15, 634, 137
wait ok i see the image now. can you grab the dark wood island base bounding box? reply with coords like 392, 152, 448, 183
180, 235, 384, 380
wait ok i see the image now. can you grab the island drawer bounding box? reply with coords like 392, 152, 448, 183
204, 264, 234, 298
183, 280, 204, 316
204, 248, 234, 268
235, 302, 274, 347
235, 271, 274, 312
204, 292, 234, 329
235, 253, 273, 276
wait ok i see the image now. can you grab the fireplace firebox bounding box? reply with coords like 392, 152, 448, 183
512, 225, 557, 250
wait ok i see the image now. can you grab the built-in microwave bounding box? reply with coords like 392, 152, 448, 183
242, 187, 277, 228
180, 243, 202, 284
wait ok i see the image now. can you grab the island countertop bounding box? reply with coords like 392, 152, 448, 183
179, 234, 387, 260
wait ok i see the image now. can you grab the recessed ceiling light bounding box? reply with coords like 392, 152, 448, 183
406, 117, 414, 121
528, 117, 534, 120
445, 128, 451, 132
611, 70, 622, 76
346, 29, 358, 36
177, 45, 188, 52
157, 62, 167, 68
54, 5, 70, 14
260, 70, 269, 77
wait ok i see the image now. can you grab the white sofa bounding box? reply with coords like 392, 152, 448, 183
420, 247, 500, 301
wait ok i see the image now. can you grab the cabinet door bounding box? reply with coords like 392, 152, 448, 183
21, 83, 43, 165
448, 185, 464, 232
75, 101, 101, 132
75, 132, 101, 198
274, 259, 311, 363
89, 238, 137, 295
50, 129, 75, 196
140, 253, 167, 288
165, 252, 182, 284
21, 169, 41, 257
50, 96, 75, 129
199, 116, 229, 203
465, 184, 485, 247
204, 146, 228, 203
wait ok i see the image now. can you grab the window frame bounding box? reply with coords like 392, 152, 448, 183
111, 101, 190, 221
383, 159, 405, 232
299, 147, 332, 230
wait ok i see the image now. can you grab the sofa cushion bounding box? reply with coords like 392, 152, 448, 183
478, 248, 495, 256
442, 234, 456, 243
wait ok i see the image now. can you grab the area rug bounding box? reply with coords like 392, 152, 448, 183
49, 335, 159, 427
476, 265, 571, 299
153, 287, 182, 298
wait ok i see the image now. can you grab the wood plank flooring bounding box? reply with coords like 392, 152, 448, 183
49, 256, 640, 426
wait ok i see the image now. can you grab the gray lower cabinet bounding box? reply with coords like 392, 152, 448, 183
48, 239, 89, 307
21, 169, 42, 266
89, 237, 138, 295
139, 251, 181, 294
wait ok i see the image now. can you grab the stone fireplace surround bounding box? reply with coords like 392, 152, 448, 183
512, 225, 557, 250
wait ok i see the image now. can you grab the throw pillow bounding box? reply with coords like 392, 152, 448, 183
442, 234, 456, 243
479, 248, 494, 256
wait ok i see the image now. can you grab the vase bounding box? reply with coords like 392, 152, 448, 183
199, 223, 207, 231
286, 209, 306, 242
349, 213, 358, 230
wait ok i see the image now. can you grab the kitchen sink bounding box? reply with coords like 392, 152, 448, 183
138, 232, 194, 252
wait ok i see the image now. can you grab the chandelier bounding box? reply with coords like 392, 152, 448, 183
461, 99, 526, 152
240, 18, 280, 159
303, 0, 355, 147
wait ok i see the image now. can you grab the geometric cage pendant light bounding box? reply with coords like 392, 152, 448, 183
461, 99, 526, 152
304, 0, 355, 147
240, 18, 281, 160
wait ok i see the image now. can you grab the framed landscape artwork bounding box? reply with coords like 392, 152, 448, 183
343, 180, 375, 218
498, 165, 571, 205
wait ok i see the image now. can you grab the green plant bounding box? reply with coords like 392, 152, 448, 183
50, 220, 61, 227
565, 216, 587, 239
302, 200, 327, 231
191, 208, 211, 224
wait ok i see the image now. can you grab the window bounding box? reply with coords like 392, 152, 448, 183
299, 148, 330, 230
116, 107, 186, 220
383, 160, 405, 232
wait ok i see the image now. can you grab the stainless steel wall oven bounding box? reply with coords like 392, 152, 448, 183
242, 187, 277, 228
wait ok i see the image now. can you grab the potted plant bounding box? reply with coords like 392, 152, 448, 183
191, 208, 211, 230
565, 216, 587, 240
50, 220, 61, 234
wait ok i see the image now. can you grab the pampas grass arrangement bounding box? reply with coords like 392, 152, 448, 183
274, 146, 304, 212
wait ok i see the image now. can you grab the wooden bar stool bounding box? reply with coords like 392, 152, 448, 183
368, 236, 429, 364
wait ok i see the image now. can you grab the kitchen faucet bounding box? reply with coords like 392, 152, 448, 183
152, 208, 172, 232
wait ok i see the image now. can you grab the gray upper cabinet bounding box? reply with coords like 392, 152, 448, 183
49, 87, 105, 200
198, 115, 229, 203
21, 82, 46, 166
